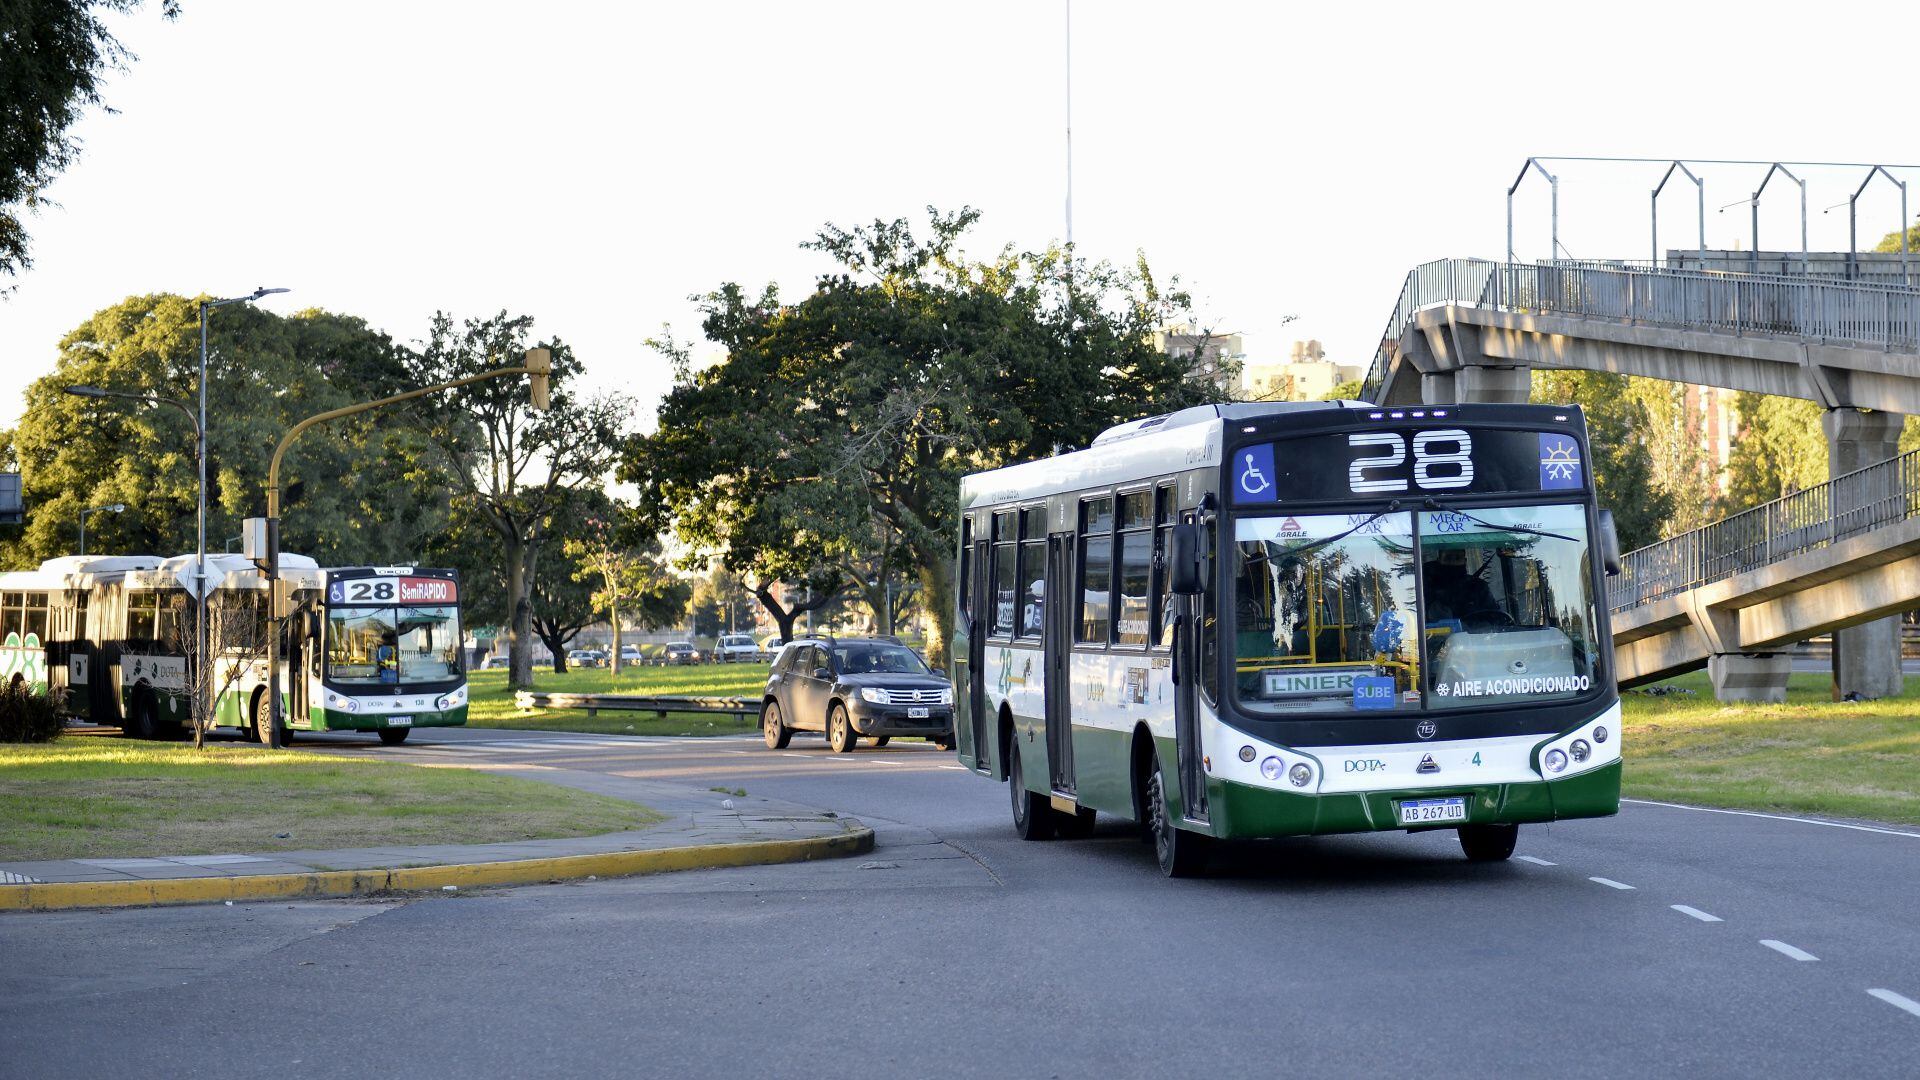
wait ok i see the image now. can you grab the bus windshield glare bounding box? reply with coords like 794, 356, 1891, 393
328, 603, 463, 685
1230, 504, 1597, 715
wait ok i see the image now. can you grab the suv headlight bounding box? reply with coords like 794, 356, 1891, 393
859, 687, 888, 704
939, 687, 953, 706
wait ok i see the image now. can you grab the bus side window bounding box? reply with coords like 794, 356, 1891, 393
957, 517, 973, 624
990, 511, 1017, 637
1018, 508, 1045, 638
0, 592, 20, 640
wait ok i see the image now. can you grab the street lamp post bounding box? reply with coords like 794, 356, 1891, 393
78, 503, 126, 556
252, 349, 551, 748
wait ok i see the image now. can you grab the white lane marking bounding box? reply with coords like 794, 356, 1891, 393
720, 750, 752, 755
936, 764, 968, 771
1589, 877, 1636, 891
864, 759, 909, 766
1762, 940, 1820, 962
1672, 905, 1722, 923
1623, 798, 1920, 840
1514, 855, 1557, 866
1868, 989, 1920, 1018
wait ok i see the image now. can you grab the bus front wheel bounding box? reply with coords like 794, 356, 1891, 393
1458, 823, 1518, 862
378, 728, 411, 746
1007, 740, 1054, 841
1147, 757, 1208, 877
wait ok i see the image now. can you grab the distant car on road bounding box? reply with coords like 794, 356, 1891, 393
714, 634, 761, 663
478, 654, 508, 670
664, 641, 700, 665
566, 649, 598, 669
760, 636, 954, 753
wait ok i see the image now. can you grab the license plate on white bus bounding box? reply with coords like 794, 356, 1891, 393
908, 707, 930, 719
1397, 796, 1466, 825
389, 716, 413, 727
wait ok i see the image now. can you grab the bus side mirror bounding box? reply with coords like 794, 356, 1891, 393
1169, 523, 1204, 595
1598, 510, 1622, 577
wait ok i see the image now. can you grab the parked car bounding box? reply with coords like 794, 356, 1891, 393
478, 654, 508, 670
663, 641, 700, 665
760, 637, 954, 753
566, 649, 597, 669
714, 633, 761, 663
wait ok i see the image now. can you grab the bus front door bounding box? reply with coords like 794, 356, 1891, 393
1177, 512, 1208, 822
1044, 533, 1074, 795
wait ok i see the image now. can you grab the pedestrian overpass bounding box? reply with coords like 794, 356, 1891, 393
1607, 447, 1920, 701
1360, 255, 1920, 700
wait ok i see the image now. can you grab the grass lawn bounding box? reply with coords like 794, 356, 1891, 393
0, 739, 664, 862
466, 664, 767, 737
1621, 671, 1920, 825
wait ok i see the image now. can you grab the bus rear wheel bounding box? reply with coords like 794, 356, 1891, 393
1008, 740, 1054, 841
1458, 823, 1518, 862
1147, 757, 1208, 877
378, 728, 410, 745
126, 696, 157, 740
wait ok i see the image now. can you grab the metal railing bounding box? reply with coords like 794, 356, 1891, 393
1361, 258, 1920, 401
1608, 447, 1920, 611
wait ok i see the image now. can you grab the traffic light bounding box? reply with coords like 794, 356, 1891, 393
525, 347, 552, 411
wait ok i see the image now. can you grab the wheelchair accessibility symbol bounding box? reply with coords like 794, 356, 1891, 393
1234, 444, 1276, 502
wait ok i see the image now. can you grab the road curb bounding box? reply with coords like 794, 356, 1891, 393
0, 824, 874, 913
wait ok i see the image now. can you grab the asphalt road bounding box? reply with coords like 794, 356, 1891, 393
4, 724, 1919, 1078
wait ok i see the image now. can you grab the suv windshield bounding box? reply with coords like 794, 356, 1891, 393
1421, 504, 1597, 709
1231, 513, 1421, 714
829, 642, 931, 676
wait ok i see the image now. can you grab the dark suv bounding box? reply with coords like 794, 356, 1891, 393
761, 637, 954, 753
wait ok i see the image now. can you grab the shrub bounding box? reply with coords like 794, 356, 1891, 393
0, 682, 63, 743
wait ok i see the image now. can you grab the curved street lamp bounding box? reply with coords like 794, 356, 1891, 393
79, 502, 126, 556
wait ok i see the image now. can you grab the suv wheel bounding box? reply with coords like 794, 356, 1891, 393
827, 704, 857, 753
762, 700, 792, 749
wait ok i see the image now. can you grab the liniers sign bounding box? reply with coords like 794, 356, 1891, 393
1233, 429, 1585, 504
327, 577, 459, 605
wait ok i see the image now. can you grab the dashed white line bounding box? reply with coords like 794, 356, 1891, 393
1761, 940, 1820, 962
1513, 855, 1557, 866
1868, 989, 1920, 1018
1671, 905, 1722, 923
864, 759, 908, 766
936, 764, 968, 770
1589, 877, 1636, 891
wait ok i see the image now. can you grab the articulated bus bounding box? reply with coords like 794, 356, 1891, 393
0, 555, 467, 745
952, 401, 1622, 876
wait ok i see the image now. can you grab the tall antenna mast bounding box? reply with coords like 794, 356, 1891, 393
1064, 0, 1073, 249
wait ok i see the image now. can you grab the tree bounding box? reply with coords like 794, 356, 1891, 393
406, 311, 627, 688
1, 1, 177, 282
688, 563, 755, 639
1324, 379, 1364, 402
1723, 392, 1827, 511
628, 208, 1219, 666
1531, 370, 1674, 550
564, 505, 689, 675
4, 294, 445, 571
163, 585, 266, 749
1873, 221, 1920, 256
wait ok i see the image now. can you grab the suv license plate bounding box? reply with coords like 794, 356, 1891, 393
389, 716, 413, 727
908, 707, 930, 719
1396, 796, 1466, 825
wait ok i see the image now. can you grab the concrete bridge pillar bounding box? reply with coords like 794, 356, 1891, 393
1823, 408, 1906, 700
1420, 370, 1456, 404
1708, 653, 1791, 704
1455, 364, 1532, 404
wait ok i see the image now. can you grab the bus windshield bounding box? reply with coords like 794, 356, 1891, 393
1420, 504, 1597, 709
328, 603, 463, 685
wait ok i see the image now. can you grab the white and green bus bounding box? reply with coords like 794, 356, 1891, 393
0, 554, 467, 745
952, 401, 1622, 875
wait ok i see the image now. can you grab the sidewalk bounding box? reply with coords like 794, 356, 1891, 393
0, 767, 871, 911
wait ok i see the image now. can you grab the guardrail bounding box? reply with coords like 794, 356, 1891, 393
1608, 447, 1920, 611
1361, 259, 1920, 401
514, 691, 759, 721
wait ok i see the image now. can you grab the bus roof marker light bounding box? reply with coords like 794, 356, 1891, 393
1260, 756, 1284, 781
1238, 745, 1256, 763
1389, 411, 1405, 418
1369, 412, 1383, 419
1433, 409, 1448, 417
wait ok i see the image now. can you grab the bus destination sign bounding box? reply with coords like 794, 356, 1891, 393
1231, 428, 1584, 504
328, 576, 459, 605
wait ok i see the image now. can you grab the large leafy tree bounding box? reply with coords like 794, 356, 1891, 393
563, 502, 688, 673
4, 294, 442, 568
1722, 392, 1828, 511
1531, 370, 1675, 551
406, 311, 628, 688
628, 206, 1218, 665
2, 1, 176, 281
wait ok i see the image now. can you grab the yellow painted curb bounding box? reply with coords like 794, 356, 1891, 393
0, 825, 874, 913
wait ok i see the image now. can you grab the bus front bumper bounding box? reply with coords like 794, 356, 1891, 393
306, 704, 468, 733
1205, 759, 1620, 839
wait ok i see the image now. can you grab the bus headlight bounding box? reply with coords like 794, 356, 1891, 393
1260, 756, 1284, 781
1289, 763, 1312, 788
1544, 749, 1568, 774
435, 686, 468, 711
324, 691, 359, 713
1571, 739, 1591, 764
1592, 726, 1609, 744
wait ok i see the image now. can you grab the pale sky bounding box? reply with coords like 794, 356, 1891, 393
5, 0, 1919, 430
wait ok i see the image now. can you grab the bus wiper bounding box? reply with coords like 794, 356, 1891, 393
1276, 501, 1403, 559
1421, 500, 1580, 544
